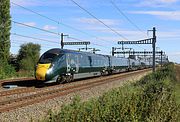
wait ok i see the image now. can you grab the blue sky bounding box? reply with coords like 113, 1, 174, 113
10, 0, 180, 63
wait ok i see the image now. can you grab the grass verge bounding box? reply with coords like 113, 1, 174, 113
42, 63, 180, 122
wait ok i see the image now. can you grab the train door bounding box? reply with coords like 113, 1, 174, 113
88, 56, 92, 67
128, 58, 131, 70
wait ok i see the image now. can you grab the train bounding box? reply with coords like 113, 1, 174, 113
35, 48, 152, 83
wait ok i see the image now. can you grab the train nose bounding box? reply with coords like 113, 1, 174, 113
35, 63, 51, 80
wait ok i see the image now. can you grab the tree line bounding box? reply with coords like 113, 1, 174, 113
0, 0, 41, 79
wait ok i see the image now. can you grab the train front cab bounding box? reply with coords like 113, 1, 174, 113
35, 49, 65, 82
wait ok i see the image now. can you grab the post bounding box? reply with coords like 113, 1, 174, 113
61, 33, 69, 49
93, 48, 95, 54
61, 33, 64, 49
120, 41, 125, 57
161, 50, 163, 67
112, 47, 115, 56
152, 27, 156, 72
143, 49, 146, 62
86, 44, 88, 50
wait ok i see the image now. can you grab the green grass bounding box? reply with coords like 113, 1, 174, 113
41, 63, 180, 122
174, 84, 180, 104
174, 65, 180, 105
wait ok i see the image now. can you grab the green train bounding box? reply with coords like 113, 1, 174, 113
35, 48, 151, 83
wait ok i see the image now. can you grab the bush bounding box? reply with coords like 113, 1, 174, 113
43, 63, 180, 122
0, 60, 16, 79
17, 43, 40, 71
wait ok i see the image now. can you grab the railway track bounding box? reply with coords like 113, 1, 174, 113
0, 69, 151, 113
0, 77, 35, 85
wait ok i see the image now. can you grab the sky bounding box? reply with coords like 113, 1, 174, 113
10, 0, 180, 63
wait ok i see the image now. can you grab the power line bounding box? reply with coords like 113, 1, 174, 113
11, 33, 59, 44
11, 33, 109, 52
12, 21, 106, 48
11, 40, 54, 48
11, 1, 146, 52
11, 1, 113, 44
11, 39, 57, 46
68, 36, 105, 47
11, 2, 60, 24
70, 0, 147, 51
12, 20, 60, 36
66, 36, 110, 54
70, 0, 128, 40
110, 0, 146, 37
110, 0, 147, 50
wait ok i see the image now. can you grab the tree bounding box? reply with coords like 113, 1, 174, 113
17, 43, 41, 71
0, 0, 11, 62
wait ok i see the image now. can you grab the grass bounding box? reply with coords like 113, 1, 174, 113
41, 63, 180, 122
174, 64, 180, 105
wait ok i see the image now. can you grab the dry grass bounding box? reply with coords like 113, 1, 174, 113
175, 64, 180, 82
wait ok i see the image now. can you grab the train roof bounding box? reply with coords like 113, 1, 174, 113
44, 48, 137, 61
44, 48, 107, 57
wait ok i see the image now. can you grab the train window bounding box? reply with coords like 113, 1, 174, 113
79, 54, 89, 67
58, 54, 65, 63
39, 53, 61, 63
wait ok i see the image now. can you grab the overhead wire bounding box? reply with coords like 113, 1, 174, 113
70, 0, 128, 40
11, 1, 147, 54
67, 36, 109, 53
11, 33, 110, 53
11, 1, 115, 51
110, 0, 146, 36
110, 0, 146, 50
12, 20, 60, 36
11, 40, 54, 49
70, 0, 147, 51
68, 36, 106, 47
12, 20, 109, 49
11, 1, 114, 44
11, 33, 60, 44
11, 2, 60, 24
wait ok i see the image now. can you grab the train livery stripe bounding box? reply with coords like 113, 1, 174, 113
36, 63, 51, 80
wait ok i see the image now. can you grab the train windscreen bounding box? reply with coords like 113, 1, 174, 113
39, 53, 61, 63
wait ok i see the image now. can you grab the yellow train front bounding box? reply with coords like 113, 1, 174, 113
35, 48, 67, 83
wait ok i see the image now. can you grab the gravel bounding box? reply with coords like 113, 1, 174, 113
0, 71, 150, 122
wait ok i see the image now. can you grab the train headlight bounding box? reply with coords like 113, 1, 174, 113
47, 64, 54, 74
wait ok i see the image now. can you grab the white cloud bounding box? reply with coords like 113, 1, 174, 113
15, 22, 36, 27
11, 0, 41, 6
23, 22, 36, 27
167, 52, 180, 63
136, 0, 179, 7
168, 52, 180, 56
158, 30, 180, 38
43, 25, 57, 31
81, 25, 146, 39
129, 11, 180, 21
76, 18, 121, 26
11, 0, 74, 7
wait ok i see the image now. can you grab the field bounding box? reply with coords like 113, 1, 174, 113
41, 63, 180, 122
